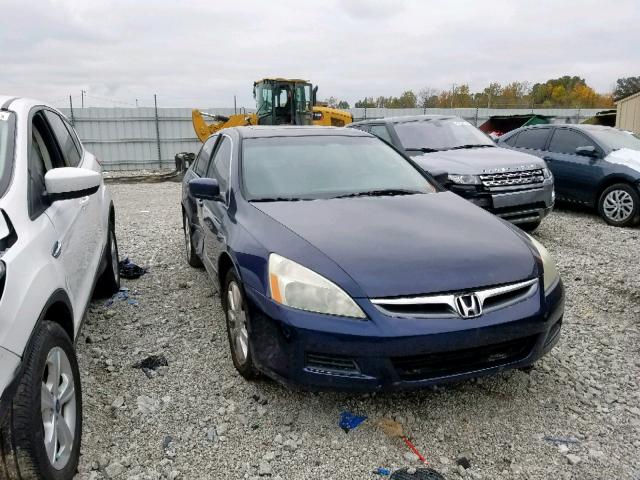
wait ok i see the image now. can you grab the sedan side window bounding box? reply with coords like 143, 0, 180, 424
514, 128, 549, 150
194, 135, 218, 176
370, 125, 393, 143
548, 129, 597, 155
28, 113, 67, 218
206, 136, 232, 199
43, 111, 81, 167
502, 132, 519, 146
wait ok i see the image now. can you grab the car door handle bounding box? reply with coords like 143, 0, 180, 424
79, 196, 90, 208
52, 241, 62, 258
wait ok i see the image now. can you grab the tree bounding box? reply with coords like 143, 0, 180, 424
418, 87, 439, 108
337, 100, 350, 109
613, 76, 640, 101
354, 97, 376, 108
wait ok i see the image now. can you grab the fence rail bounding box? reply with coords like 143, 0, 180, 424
57, 107, 604, 171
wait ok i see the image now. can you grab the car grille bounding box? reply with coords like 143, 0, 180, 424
371, 278, 538, 318
391, 335, 537, 380
479, 169, 545, 189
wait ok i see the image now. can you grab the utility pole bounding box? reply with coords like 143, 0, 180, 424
69, 95, 75, 126
451, 84, 456, 108
135, 98, 139, 107
234, 95, 237, 114
81, 90, 86, 108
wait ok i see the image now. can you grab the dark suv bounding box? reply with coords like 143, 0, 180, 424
349, 115, 554, 231
498, 124, 640, 227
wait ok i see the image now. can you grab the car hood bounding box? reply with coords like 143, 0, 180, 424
606, 148, 640, 174
411, 147, 545, 175
253, 192, 537, 298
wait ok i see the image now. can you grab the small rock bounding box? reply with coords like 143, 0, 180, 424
406, 467, 417, 474
558, 444, 569, 454
258, 461, 272, 476
403, 451, 416, 462
104, 461, 125, 478
168, 470, 180, 480
162, 436, 174, 449
216, 423, 229, 436
566, 454, 582, 466
111, 396, 125, 409
456, 455, 472, 469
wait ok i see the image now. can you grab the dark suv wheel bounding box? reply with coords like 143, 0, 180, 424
598, 183, 639, 227
0, 321, 82, 479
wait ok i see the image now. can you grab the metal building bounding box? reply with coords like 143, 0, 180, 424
615, 91, 640, 134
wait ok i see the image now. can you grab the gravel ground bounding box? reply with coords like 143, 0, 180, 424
74, 182, 639, 480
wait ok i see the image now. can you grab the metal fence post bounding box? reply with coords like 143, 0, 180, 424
154, 94, 162, 169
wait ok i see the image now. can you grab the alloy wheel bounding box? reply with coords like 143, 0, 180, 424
227, 281, 249, 365
41, 347, 77, 470
603, 189, 634, 222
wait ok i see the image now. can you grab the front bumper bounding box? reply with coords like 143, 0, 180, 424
243, 279, 564, 392
449, 180, 555, 225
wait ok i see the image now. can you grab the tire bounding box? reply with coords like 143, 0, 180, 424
183, 213, 203, 268
94, 224, 120, 297
598, 183, 640, 227
0, 321, 82, 479
222, 269, 260, 379
519, 220, 542, 232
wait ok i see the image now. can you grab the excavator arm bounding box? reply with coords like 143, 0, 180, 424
192, 109, 257, 142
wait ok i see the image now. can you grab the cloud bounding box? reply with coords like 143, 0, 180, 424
0, 0, 637, 108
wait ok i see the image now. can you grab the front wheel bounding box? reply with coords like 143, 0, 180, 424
519, 220, 542, 232
0, 321, 82, 479
184, 213, 203, 268
223, 269, 260, 379
598, 183, 639, 227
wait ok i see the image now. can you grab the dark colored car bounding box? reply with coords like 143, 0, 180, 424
181, 126, 564, 392
349, 115, 554, 231
499, 124, 640, 227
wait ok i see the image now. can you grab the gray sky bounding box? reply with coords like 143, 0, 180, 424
1, 0, 637, 108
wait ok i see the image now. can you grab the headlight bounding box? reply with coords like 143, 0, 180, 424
447, 173, 481, 185
542, 167, 553, 179
527, 236, 559, 293
268, 253, 366, 319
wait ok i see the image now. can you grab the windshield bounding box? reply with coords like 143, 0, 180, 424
0, 112, 15, 198
590, 128, 640, 151
395, 118, 495, 151
242, 135, 436, 201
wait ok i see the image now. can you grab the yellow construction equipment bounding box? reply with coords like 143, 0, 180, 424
192, 78, 352, 142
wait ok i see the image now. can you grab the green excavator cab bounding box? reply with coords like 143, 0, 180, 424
253, 78, 314, 126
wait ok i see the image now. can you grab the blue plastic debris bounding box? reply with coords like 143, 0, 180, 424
374, 467, 391, 476
338, 411, 367, 433
105, 287, 138, 307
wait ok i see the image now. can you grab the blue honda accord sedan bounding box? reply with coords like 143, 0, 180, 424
181, 126, 564, 391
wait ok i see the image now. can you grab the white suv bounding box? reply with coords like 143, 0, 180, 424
0, 96, 119, 479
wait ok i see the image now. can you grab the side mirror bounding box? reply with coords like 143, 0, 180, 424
45, 167, 101, 202
575, 145, 598, 157
312, 86, 318, 106
189, 178, 220, 201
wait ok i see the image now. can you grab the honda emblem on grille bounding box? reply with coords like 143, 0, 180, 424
454, 293, 482, 318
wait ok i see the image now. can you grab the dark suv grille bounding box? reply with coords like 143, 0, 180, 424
391, 335, 537, 380
479, 169, 544, 189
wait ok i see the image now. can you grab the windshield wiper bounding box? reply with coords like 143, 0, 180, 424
448, 144, 495, 150
250, 197, 304, 202
332, 189, 422, 199
405, 147, 441, 153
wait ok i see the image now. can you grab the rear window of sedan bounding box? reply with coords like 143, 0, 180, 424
241, 135, 436, 201
0, 112, 15, 198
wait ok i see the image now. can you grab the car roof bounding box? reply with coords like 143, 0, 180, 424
233, 125, 372, 139
350, 114, 457, 126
